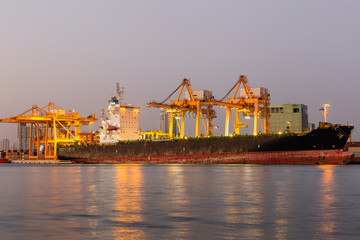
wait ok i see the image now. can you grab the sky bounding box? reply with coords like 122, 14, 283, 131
1, 0, 360, 144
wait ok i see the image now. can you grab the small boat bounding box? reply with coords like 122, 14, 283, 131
0, 158, 9, 163
107, 126, 118, 131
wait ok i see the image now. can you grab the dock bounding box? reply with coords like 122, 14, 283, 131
11, 160, 72, 164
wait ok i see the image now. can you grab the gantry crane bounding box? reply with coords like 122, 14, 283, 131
0, 102, 97, 160
147, 78, 216, 138
213, 75, 270, 135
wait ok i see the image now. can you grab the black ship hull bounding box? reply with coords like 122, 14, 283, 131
57, 124, 354, 165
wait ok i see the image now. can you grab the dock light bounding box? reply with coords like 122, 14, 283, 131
244, 112, 251, 119
319, 102, 330, 122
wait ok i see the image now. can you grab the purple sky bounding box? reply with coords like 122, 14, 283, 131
1, 0, 360, 144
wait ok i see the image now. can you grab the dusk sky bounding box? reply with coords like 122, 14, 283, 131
1, 0, 360, 144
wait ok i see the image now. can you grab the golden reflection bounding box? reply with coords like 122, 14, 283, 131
113, 165, 145, 239
273, 181, 289, 240
165, 165, 191, 239
223, 167, 265, 238
317, 165, 338, 237
24, 166, 98, 236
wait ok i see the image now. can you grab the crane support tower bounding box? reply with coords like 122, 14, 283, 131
0, 102, 97, 160
147, 78, 216, 138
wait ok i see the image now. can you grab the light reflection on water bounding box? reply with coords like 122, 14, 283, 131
316, 166, 338, 239
1, 164, 360, 239
113, 166, 145, 239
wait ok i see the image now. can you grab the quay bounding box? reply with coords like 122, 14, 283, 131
11, 160, 72, 164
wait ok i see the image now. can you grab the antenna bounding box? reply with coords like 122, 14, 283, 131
116, 82, 125, 105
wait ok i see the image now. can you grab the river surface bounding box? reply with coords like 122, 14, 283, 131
1, 164, 360, 240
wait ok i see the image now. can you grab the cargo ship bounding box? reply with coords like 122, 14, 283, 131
58, 125, 354, 165
57, 112, 354, 165
57, 83, 354, 165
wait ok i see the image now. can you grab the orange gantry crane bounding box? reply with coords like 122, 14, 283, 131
0, 102, 97, 160
147, 75, 270, 138
213, 75, 270, 135
147, 78, 216, 138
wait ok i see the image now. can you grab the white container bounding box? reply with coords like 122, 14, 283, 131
185, 90, 213, 100
240, 87, 268, 98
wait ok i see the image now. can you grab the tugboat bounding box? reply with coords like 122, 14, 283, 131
0, 151, 9, 163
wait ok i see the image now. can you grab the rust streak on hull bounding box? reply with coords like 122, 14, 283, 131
71, 149, 353, 165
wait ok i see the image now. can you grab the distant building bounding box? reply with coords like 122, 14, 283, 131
12, 142, 18, 151
159, 110, 169, 133
0, 139, 10, 151
159, 110, 179, 137
18, 123, 31, 150
269, 104, 308, 133
308, 122, 316, 131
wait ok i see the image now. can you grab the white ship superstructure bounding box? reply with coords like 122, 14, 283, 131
99, 95, 140, 144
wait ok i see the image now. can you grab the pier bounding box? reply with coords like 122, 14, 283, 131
10, 160, 72, 164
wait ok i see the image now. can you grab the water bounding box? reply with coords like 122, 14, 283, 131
1, 164, 360, 240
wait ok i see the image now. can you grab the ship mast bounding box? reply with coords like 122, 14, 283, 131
320, 102, 330, 122
116, 82, 124, 106
116, 83, 125, 132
